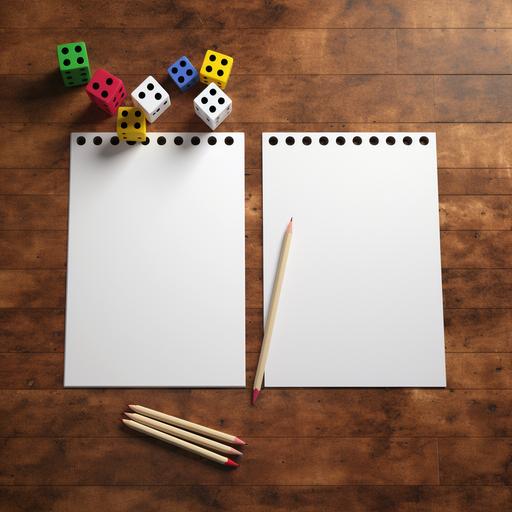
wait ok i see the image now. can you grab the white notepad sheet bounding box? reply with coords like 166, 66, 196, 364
263, 133, 446, 387
65, 133, 245, 387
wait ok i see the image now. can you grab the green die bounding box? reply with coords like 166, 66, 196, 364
56, 41, 91, 87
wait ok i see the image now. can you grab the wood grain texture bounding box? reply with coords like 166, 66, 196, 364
438, 438, 512, 484
4, 1, 512, 29
444, 309, 512, 352
4, 29, 512, 75
3, 306, 512, 354
0, 352, 509, 390
0, 75, 436, 123
1, 194, 511, 232
1, 389, 510, 438
1, 1, 511, 510
1, 352, 510, 389
0, 437, 438, 485
1, 485, 511, 512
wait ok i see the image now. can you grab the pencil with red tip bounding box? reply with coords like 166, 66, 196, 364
253, 217, 293, 404
124, 412, 243, 456
122, 419, 239, 468
128, 404, 246, 446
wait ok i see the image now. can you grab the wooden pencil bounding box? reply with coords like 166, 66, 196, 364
125, 412, 243, 456
128, 404, 246, 446
252, 217, 293, 404
122, 419, 239, 467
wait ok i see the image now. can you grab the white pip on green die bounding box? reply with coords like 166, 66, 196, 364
131, 76, 170, 123
193, 83, 232, 130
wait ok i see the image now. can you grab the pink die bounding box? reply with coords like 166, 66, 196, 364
86, 69, 126, 116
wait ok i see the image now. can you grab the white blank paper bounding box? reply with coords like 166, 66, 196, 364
263, 133, 446, 387
65, 133, 245, 387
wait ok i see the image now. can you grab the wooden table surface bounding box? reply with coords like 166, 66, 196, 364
1, 1, 511, 510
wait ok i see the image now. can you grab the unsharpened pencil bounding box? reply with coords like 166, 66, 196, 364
128, 404, 246, 446
252, 217, 293, 404
122, 419, 239, 467
125, 412, 243, 456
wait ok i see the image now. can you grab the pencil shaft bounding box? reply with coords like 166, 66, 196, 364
253, 219, 293, 394
125, 413, 242, 456
128, 404, 244, 445
123, 419, 233, 466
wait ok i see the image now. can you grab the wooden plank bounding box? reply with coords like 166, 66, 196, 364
445, 309, 512, 352
441, 232, 512, 269
0, 29, 397, 75
439, 438, 512, 484
0, 268, 509, 310
438, 169, 512, 195
1, 485, 511, 512
0, 309, 64, 352
11, 74, 512, 124
1, 389, 510, 437
0, 196, 67, 230
1, 194, 511, 232
256, 268, 512, 309
397, 29, 512, 74
0, 231, 66, 268
435, 76, 512, 122
443, 269, 512, 308
3, 29, 512, 74
11, 74, 512, 125
0, 308, 260, 354
1, 352, 508, 390
439, 196, 512, 230
0, 437, 438, 485
0, 169, 68, 194
0, 270, 65, 308
2, 168, 512, 196
448, 354, 512, 389
0, 194, 259, 231
0, 353, 62, 388
1, 307, 510, 354
0, 75, 435, 124
4, 123, 512, 169
4, 0, 512, 29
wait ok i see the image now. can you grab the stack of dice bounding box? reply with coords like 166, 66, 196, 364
56, 41, 235, 140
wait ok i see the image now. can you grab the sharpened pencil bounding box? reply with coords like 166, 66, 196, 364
125, 412, 243, 456
128, 404, 246, 446
122, 419, 239, 467
252, 217, 293, 404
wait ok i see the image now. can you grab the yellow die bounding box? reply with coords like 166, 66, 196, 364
116, 107, 146, 142
199, 50, 234, 90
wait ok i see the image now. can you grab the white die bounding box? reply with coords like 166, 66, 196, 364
131, 76, 170, 123
193, 83, 232, 130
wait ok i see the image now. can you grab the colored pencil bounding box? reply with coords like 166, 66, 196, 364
122, 419, 239, 467
252, 217, 293, 404
125, 412, 243, 456
128, 404, 246, 446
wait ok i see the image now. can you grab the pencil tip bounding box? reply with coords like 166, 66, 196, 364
252, 389, 260, 405
224, 458, 239, 468
231, 447, 243, 456
234, 436, 247, 446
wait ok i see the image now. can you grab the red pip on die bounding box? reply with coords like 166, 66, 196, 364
86, 69, 126, 116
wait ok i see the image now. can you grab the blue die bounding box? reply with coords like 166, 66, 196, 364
167, 56, 199, 91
